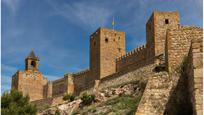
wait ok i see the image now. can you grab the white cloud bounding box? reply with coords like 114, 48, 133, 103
47, 0, 113, 31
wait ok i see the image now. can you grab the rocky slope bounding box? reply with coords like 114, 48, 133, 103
38, 80, 146, 115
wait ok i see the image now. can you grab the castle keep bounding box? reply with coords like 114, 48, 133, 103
11, 11, 203, 114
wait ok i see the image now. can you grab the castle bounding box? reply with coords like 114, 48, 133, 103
11, 11, 203, 114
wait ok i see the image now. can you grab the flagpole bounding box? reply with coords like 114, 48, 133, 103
112, 16, 115, 30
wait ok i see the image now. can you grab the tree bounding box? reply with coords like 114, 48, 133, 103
1, 89, 37, 115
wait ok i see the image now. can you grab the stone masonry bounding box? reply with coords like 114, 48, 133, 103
186, 38, 203, 115
11, 11, 202, 114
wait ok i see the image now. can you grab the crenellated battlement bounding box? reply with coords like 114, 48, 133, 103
116, 44, 146, 61
72, 69, 90, 76
11, 11, 203, 111
179, 25, 202, 30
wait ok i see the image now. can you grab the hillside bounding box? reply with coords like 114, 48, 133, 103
38, 80, 147, 115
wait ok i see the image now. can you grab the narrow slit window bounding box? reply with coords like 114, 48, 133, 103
105, 38, 108, 43
165, 19, 169, 24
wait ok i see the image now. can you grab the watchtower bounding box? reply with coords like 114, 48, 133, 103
146, 11, 180, 59
90, 28, 126, 80
25, 50, 39, 71
11, 50, 48, 101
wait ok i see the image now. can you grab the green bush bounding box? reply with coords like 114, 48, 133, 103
62, 93, 75, 102
1, 89, 37, 115
81, 93, 95, 106
55, 109, 60, 115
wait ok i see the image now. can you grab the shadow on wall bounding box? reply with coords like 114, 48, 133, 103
163, 72, 193, 115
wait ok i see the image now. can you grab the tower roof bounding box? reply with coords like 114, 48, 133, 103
26, 49, 39, 60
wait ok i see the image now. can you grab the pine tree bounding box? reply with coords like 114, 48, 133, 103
1, 89, 37, 115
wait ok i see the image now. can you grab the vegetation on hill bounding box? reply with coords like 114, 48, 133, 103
1, 89, 37, 115
63, 93, 75, 102
38, 80, 147, 115
81, 92, 95, 106
72, 81, 146, 115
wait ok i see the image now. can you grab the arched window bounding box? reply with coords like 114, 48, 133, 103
31, 61, 36, 68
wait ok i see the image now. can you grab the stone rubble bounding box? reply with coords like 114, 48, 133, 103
38, 82, 143, 115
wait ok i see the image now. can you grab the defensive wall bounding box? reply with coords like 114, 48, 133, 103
72, 69, 94, 95
116, 45, 148, 72
186, 38, 203, 115
135, 26, 203, 115
12, 70, 48, 102
52, 77, 67, 96
11, 11, 203, 114
165, 26, 202, 72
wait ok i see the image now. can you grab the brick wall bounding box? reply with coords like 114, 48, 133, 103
165, 26, 202, 72
187, 38, 203, 115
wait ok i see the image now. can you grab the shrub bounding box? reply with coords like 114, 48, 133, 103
81, 93, 95, 106
55, 109, 60, 115
1, 89, 37, 115
62, 93, 75, 102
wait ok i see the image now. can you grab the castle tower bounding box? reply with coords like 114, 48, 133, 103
146, 11, 180, 60
11, 50, 48, 101
25, 50, 39, 71
90, 28, 125, 80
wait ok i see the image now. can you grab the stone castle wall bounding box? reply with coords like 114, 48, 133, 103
11, 12, 203, 114
12, 70, 48, 102
135, 72, 172, 115
116, 45, 148, 72
186, 38, 203, 115
72, 69, 94, 95
99, 64, 156, 90
146, 12, 180, 59
135, 26, 203, 115
90, 29, 101, 80
90, 28, 126, 80
52, 77, 67, 96
165, 26, 202, 72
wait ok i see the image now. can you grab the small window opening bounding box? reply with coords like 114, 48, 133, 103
105, 38, 108, 43
113, 39, 115, 42
94, 41, 96, 46
31, 61, 36, 68
165, 19, 169, 24
118, 37, 120, 40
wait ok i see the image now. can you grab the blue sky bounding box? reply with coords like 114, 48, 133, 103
2, 0, 203, 93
